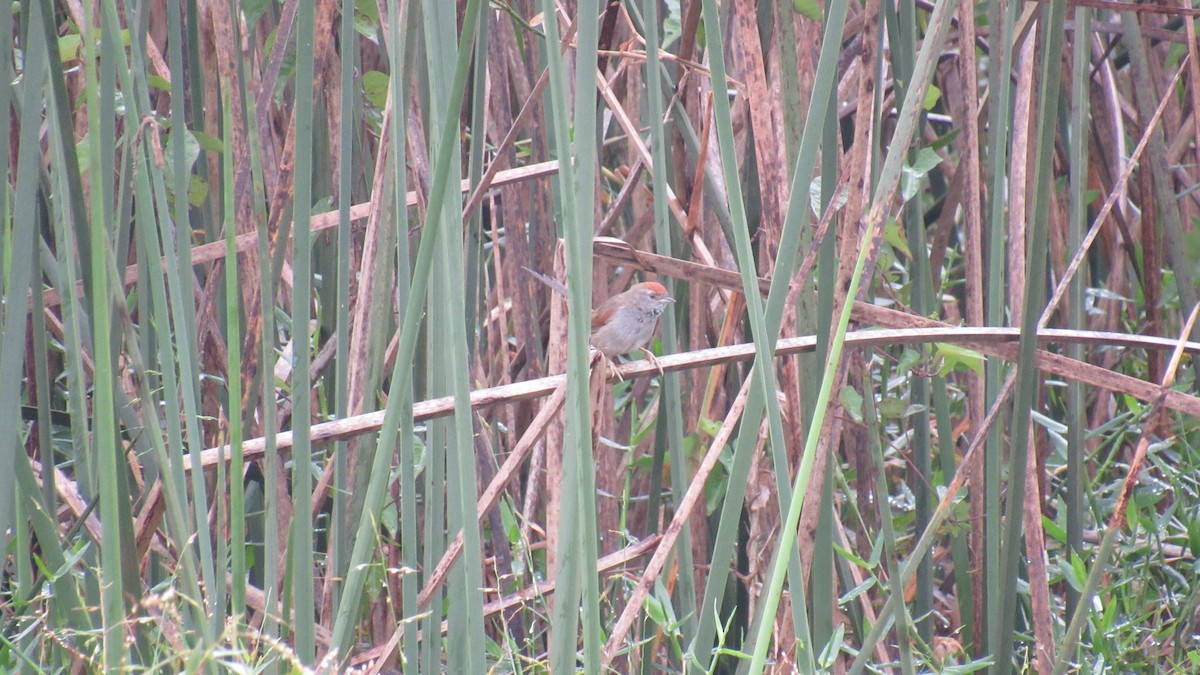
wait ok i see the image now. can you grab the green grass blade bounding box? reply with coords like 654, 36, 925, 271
424, 2, 487, 671
750, 0, 955, 670
983, 1, 1021, 663
686, 1, 850, 668
289, 1, 317, 663
538, 0, 604, 668
0, 0, 49, 563
1064, 5, 1091, 621
328, 0, 484, 659
995, 4, 1066, 671
641, 0, 697, 646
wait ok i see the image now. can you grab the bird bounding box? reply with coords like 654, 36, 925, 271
588, 281, 675, 377
523, 268, 675, 377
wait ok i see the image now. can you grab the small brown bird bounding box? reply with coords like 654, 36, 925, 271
523, 268, 675, 376
588, 282, 675, 367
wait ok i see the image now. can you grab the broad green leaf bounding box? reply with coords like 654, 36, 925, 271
878, 396, 906, 419
58, 33, 81, 62
793, 0, 822, 21
163, 127, 201, 199
839, 386, 863, 423
900, 146, 942, 201
935, 343, 985, 376
354, 0, 381, 38
810, 174, 850, 219
883, 218, 912, 257
922, 83, 942, 110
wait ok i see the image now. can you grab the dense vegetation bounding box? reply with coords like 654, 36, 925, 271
5, 0, 1200, 672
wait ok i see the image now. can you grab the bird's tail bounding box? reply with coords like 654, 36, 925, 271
520, 266, 570, 298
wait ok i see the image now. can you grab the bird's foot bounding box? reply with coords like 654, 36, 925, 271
592, 350, 623, 381
640, 348, 665, 377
